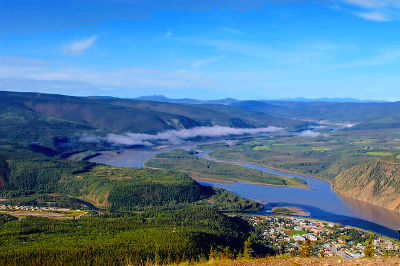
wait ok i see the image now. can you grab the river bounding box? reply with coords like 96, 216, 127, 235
90, 143, 400, 239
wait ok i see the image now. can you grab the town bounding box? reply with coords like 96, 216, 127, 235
247, 215, 399, 258
0, 204, 64, 212
0, 204, 88, 219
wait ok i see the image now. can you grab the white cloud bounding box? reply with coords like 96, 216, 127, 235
0, 55, 215, 91
339, 0, 400, 21
191, 57, 221, 68
341, 0, 396, 9
79, 126, 284, 146
297, 130, 321, 138
332, 47, 400, 69
63, 36, 98, 55
354, 11, 390, 22
166, 29, 173, 38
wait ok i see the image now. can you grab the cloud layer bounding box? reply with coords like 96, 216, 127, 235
63, 36, 98, 55
340, 0, 400, 22
296, 130, 321, 138
79, 126, 284, 146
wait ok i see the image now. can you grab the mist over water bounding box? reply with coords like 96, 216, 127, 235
79, 126, 284, 146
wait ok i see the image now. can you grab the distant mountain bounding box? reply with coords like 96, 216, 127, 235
230, 101, 286, 114
135, 95, 389, 104
134, 95, 203, 104
230, 100, 400, 124
133, 95, 238, 105
267, 97, 389, 103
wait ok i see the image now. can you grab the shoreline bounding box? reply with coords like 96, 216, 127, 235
74, 145, 400, 224
199, 151, 334, 186
146, 166, 303, 188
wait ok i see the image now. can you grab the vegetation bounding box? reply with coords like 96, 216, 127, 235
230, 99, 400, 124
0, 208, 255, 265
196, 188, 262, 212
0, 91, 310, 152
364, 235, 375, 258
198, 129, 400, 212
145, 149, 306, 187
2, 91, 400, 263
299, 240, 312, 258
365, 151, 393, 157
272, 207, 295, 214
0, 142, 266, 264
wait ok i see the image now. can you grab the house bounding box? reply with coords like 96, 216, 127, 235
293, 235, 306, 242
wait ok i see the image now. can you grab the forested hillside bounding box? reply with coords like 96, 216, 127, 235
0, 141, 262, 211
0, 91, 310, 150
0, 207, 256, 265
0, 139, 265, 264
230, 100, 400, 125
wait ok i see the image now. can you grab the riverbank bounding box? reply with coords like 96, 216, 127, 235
199, 150, 400, 217
198, 150, 332, 185
80, 144, 400, 238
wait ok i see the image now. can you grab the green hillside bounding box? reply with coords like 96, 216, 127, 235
231, 100, 400, 124
0, 207, 252, 265
0, 139, 264, 264
0, 91, 310, 151
351, 114, 400, 130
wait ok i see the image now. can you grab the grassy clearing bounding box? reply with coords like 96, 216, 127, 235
287, 230, 306, 236
351, 140, 373, 144
312, 147, 332, 152
365, 152, 393, 157
253, 145, 270, 151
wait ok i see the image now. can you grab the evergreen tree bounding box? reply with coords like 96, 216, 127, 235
299, 239, 311, 258
364, 234, 374, 258
243, 237, 254, 259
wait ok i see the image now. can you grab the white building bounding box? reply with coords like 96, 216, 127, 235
293, 234, 306, 242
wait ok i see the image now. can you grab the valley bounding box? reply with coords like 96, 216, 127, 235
5, 1, 400, 263
1, 91, 400, 263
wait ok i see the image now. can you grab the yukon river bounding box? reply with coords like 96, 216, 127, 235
90, 142, 400, 239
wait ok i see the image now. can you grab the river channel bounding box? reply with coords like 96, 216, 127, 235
90, 143, 400, 239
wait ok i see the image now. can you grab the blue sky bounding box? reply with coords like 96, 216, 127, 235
1, 0, 400, 100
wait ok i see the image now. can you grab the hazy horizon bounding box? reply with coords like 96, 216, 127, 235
0, 90, 393, 103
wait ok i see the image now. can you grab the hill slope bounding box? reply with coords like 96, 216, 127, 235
0, 91, 310, 150
333, 160, 400, 212
231, 100, 400, 124
351, 114, 400, 130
